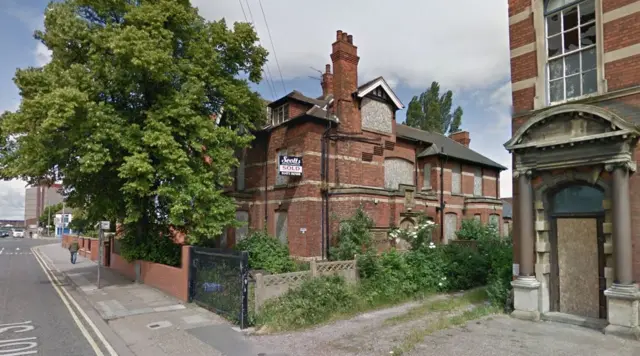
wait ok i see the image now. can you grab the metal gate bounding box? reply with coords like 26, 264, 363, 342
188, 247, 250, 329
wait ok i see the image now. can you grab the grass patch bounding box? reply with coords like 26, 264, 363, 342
390, 304, 501, 355
383, 288, 488, 326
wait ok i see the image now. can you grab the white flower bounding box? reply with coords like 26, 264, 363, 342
438, 282, 443, 287
395, 238, 400, 244
442, 277, 447, 280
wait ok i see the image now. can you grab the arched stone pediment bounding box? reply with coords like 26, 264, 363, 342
504, 104, 640, 152
505, 104, 640, 172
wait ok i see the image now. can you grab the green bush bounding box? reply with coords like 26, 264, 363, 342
330, 207, 374, 261
256, 275, 358, 331
480, 235, 513, 308
441, 244, 488, 291
119, 232, 182, 266
456, 219, 498, 241
235, 230, 297, 274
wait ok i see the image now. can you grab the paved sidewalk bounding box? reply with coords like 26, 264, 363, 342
36, 243, 285, 356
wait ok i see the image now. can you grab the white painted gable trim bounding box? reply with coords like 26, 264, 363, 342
356, 77, 405, 110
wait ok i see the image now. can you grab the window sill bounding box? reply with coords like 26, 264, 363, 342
547, 92, 600, 108
273, 184, 289, 190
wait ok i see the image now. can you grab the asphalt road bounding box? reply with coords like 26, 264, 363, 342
0, 238, 97, 355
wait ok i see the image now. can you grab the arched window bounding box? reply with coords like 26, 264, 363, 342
552, 184, 604, 214
544, 0, 597, 103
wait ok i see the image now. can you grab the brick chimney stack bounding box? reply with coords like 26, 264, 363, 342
449, 131, 471, 147
331, 30, 360, 133
321, 64, 333, 99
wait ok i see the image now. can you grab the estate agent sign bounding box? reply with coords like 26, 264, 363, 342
279, 155, 303, 176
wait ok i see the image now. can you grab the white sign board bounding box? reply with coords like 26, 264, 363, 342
278, 156, 303, 176
512, 263, 520, 276
100, 221, 111, 230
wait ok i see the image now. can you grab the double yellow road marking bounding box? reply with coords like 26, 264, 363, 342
31, 247, 119, 356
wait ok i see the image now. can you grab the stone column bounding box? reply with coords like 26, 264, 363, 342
604, 162, 640, 340
511, 169, 541, 321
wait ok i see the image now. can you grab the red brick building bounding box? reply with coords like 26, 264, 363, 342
223, 30, 506, 260
506, 0, 640, 338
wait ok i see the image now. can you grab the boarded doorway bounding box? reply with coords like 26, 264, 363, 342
549, 184, 606, 319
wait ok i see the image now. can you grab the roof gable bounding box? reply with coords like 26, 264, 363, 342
356, 77, 404, 110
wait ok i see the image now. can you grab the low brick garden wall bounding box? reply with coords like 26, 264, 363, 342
62, 234, 191, 302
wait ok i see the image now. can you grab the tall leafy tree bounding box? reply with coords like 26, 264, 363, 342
0, 0, 268, 246
406, 81, 464, 135
38, 203, 64, 228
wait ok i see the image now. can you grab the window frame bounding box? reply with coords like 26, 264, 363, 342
544, 0, 598, 105
270, 103, 289, 126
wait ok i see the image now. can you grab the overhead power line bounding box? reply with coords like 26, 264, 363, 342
239, 0, 277, 100
258, 0, 287, 94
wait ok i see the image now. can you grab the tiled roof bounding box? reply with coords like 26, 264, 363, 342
395, 125, 507, 170
268, 90, 328, 108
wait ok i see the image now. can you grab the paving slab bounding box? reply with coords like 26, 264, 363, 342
36, 243, 270, 356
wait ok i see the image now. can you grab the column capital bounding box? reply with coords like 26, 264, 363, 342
605, 161, 637, 173
513, 168, 533, 179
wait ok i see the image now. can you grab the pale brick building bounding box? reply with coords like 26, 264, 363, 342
506, 0, 640, 339
223, 30, 506, 260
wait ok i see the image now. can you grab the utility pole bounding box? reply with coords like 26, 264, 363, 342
46, 191, 51, 237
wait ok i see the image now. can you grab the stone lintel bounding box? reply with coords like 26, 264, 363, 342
535, 263, 550, 275
534, 200, 544, 210
535, 220, 549, 231
535, 242, 550, 253
604, 242, 613, 255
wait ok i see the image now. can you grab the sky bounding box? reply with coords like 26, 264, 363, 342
0, 0, 514, 220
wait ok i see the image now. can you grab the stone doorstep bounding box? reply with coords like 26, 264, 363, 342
542, 312, 609, 332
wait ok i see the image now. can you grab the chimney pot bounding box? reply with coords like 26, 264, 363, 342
336, 30, 343, 40
347, 35, 353, 44
325, 64, 331, 73
342, 32, 348, 41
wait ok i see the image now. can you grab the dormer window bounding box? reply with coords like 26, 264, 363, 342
545, 0, 597, 104
271, 103, 289, 126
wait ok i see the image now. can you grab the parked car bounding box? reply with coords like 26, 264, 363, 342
11, 229, 24, 238
0, 231, 8, 238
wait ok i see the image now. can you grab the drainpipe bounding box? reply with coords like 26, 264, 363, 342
438, 147, 447, 242
263, 136, 268, 230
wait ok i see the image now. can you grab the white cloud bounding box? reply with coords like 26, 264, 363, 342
193, 0, 510, 93
0, 180, 26, 220
34, 41, 52, 67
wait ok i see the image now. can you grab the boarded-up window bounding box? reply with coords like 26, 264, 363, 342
474, 167, 482, 196
489, 214, 500, 229
384, 158, 414, 190
451, 164, 461, 194
503, 222, 510, 237
444, 213, 458, 243
236, 211, 249, 242
423, 163, 431, 189
276, 148, 289, 186
474, 214, 481, 222
275, 211, 288, 245
236, 150, 246, 191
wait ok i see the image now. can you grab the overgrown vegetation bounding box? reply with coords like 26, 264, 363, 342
329, 208, 374, 261
236, 230, 302, 274
256, 209, 513, 332
119, 233, 182, 267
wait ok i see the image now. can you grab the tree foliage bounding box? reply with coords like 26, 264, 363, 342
0, 0, 269, 247
406, 81, 463, 135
